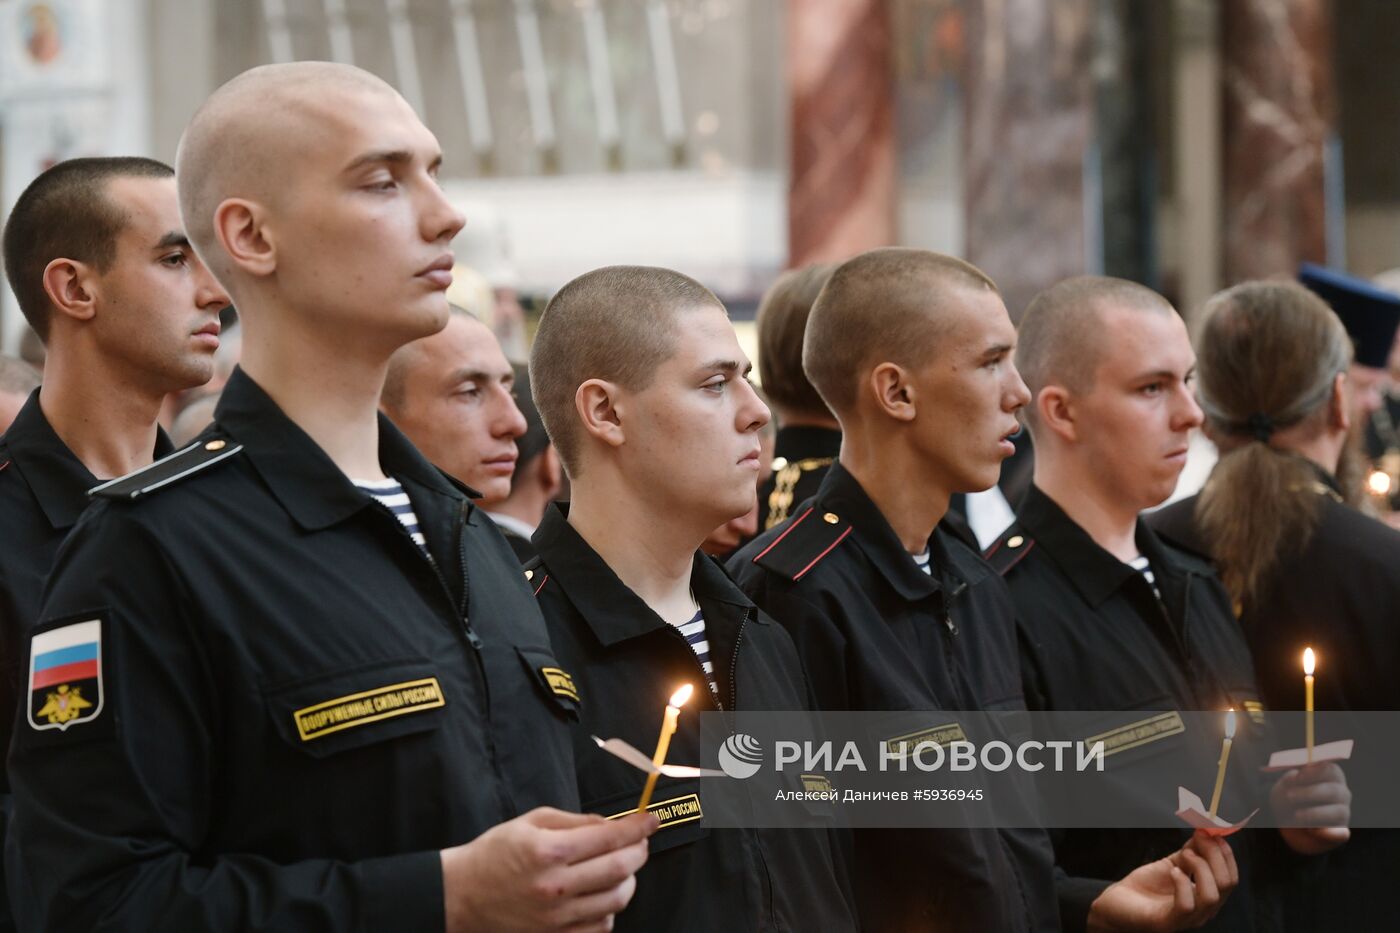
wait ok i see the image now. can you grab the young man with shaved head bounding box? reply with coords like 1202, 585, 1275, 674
0, 156, 228, 932
525, 265, 858, 931
986, 276, 1349, 932
731, 249, 1242, 932
9, 63, 653, 932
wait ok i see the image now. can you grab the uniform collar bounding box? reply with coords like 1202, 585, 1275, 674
773, 425, 841, 462
531, 502, 754, 648
1, 388, 173, 530
213, 366, 468, 531
1016, 484, 1196, 608
815, 461, 977, 601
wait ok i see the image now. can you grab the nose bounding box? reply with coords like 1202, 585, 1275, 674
738, 378, 771, 433
1173, 384, 1205, 432
495, 387, 528, 440
1005, 361, 1032, 412
422, 180, 466, 244
192, 256, 230, 312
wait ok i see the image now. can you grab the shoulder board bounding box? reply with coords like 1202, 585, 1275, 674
750, 505, 853, 582
88, 437, 243, 501
522, 556, 550, 596
982, 524, 1035, 577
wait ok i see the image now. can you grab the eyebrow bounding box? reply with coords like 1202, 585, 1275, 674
450, 367, 512, 385
699, 359, 751, 377
154, 231, 189, 250
343, 149, 444, 174
979, 342, 1014, 360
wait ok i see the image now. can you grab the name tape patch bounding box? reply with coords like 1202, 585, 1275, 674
883, 722, 968, 758
294, 677, 445, 742
541, 666, 579, 702
1242, 700, 1265, 725
1085, 711, 1185, 757
607, 792, 703, 829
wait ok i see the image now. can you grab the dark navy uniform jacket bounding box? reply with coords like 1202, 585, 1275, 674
757, 425, 841, 534
0, 390, 173, 933
1151, 470, 1400, 933
729, 462, 1059, 933
8, 368, 579, 932
989, 485, 1289, 933
527, 505, 859, 932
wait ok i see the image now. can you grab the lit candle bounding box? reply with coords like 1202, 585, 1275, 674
638, 684, 694, 812
1303, 648, 1315, 763
1208, 709, 1236, 818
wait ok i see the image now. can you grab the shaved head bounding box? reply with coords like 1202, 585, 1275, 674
175, 62, 402, 280
1016, 275, 1176, 424
802, 248, 999, 416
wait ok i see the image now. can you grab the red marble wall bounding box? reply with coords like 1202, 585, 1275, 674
787, 0, 898, 267
962, 0, 1095, 318
1222, 0, 1334, 283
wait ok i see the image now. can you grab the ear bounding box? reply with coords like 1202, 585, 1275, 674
868, 362, 916, 422
41, 257, 98, 324
1036, 385, 1078, 443
214, 199, 276, 277
1330, 371, 1350, 432
540, 446, 564, 498
574, 379, 626, 450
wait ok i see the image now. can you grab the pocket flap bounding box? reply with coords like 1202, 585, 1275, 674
264, 657, 446, 759
516, 646, 581, 721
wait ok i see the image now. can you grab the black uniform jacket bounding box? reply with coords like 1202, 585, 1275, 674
757, 425, 841, 533
988, 485, 1282, 933
729, 462, 1059, 933
1151, 471, 1400, 933
0, 390, 174, 765
527, 505, 859, 932
0, 392, 172, 933
8, 368, 579, 932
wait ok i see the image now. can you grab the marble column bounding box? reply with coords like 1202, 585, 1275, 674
787, 0, 897, 267
1221, 0, 1334, 284
962, 0, 1095, 318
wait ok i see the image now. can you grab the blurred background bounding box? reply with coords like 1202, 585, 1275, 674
0, 0, 1397, 358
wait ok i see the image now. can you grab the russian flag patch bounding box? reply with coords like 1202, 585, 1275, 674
27, 618, 104, 732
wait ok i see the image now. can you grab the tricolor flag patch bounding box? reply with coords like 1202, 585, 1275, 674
28, 619, 104, 732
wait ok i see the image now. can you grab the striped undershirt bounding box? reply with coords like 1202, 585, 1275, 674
1128, 554, 1161, 600
912, 549, 933, 576
354, 477, 430, 557
675, 608, 717, 693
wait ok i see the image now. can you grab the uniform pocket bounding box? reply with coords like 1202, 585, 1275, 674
263, 656, 446, 759
516, 645, 581, 722
587, 779, 710, 854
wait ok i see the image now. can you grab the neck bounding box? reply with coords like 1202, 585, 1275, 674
1034, 456, 1141, 562
567, 469, 703, 622
239, 314, 389, 479
839, 426, 949, 553
775, 409, 840, 431
38, 345, 166, 480
486, 485, 548, 530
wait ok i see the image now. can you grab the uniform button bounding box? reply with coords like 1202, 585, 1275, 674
524, 569, 535, 581
205, 439, 227, 451
1007, 535, 1024, 548
823, 512, 840, 524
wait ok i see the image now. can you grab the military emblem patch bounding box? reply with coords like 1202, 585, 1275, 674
28, 619, 104, 732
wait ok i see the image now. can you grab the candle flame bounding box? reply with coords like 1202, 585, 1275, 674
1225, 708, 1236, 739
1368, 469, 1392, 496
669, 684, 694, 708
1303, 647, 1315, 676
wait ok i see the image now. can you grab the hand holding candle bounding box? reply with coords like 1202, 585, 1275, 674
638, 684, 693, 812
1208, 709, 1236, 818
1303, 647, 1315, 763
